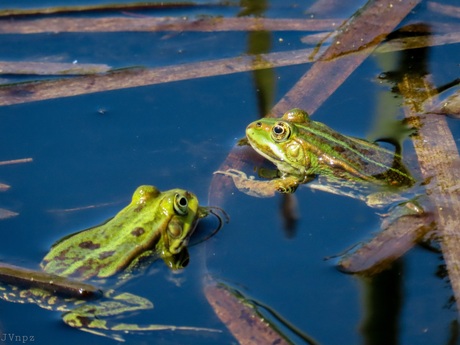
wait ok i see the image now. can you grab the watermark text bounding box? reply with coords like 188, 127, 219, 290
0, 334, 34, 343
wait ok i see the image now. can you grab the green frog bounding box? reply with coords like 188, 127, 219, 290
0, 185, 224, 341
215, 108, 417, 206
215, 109, 432, 273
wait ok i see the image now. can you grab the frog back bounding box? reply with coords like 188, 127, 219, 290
41, 186, 174, 280
294, 119, 414, 188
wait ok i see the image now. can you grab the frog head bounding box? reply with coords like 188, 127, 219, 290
158, 190, 202, 257
246, 109, 312, 178
158, 191, 227, 269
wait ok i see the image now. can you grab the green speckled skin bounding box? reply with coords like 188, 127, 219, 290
246, 108, 415, 190
41, 185, 203, 279
0, 185, 216, 340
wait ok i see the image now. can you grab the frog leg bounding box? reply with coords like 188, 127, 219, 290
214, 169, 301, 197
256, 167, 279, 179
379, 195, 428, 228
62, 291, 218, 341
365, 191, 407, 208
214, 169, 276, 197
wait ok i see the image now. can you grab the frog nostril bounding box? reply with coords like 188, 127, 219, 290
256, 122, 262, 127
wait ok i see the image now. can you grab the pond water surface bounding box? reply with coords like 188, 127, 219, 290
0, 0, 459, 344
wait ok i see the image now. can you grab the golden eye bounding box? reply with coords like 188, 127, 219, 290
174, 193, 188, 215
271, 122, 291, 142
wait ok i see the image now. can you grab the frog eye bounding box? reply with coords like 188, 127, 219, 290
271, 122, 291, 142
173, 193, 188, 216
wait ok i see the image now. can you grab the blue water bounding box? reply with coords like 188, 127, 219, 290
1, 1, 459, 344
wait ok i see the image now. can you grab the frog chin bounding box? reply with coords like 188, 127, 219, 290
169, 239, 188, 255
247, 139, 281, 165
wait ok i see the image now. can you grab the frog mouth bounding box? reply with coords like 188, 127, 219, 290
169, 239, 188, 254
247, 137, 283, 164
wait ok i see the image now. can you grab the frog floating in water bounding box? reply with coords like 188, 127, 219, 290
0, 185, 224, 341
215, 108, 431, 273
216, 108, 417, 206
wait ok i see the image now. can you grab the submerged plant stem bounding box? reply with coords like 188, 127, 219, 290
400, 75, 460, 315
0, 2, 225, 17
204, 277, 319, 345
271, 0, 422, 116
0, 16, 341, 34
0, 61, 110, 76
0, 48, 324, 106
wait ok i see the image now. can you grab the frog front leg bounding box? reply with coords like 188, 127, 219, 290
62, 291, 217, 341
214, 169, 301, 197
